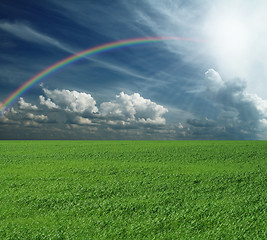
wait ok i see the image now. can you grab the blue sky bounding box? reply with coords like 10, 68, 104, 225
1, 0, 267, 140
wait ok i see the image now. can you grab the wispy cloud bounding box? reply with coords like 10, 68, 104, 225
0, 20, 162, 91
131, 1, 205, 59
50, 0, 150, 39
0, 21, 71, 52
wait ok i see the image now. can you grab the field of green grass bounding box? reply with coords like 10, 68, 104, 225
0, 141, 266, 239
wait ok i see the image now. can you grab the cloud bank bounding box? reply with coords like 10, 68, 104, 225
1, 69, 267, 140
0, 87, 169, 139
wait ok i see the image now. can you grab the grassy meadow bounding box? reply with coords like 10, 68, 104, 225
0, 140, 266, 239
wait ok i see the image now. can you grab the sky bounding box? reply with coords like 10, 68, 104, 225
1, 0, 267, 140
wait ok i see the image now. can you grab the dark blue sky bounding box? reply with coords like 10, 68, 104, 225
1, 0, 267, 140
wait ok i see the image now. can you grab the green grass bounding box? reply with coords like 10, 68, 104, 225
0, 140, 266, 239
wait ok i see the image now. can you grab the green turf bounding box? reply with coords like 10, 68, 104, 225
0, 141, 266, 239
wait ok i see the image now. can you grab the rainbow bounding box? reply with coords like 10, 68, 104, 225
0, 36, 201, 115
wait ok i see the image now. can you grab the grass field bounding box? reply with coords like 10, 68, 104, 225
0, 141, 266, 239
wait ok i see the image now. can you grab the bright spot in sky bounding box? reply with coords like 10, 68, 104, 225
215, 18, 248, 56
203, 6, 254, 83
205, 14, 249, 62
203, 0, 267, 100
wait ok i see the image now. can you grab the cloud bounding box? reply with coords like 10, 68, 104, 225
100, 92, 168, 125
39, 87, 168, 127
186, 69, 267, 139
0, 21, 70, 52
3, 78, 267, 139
18, 97, 38, 110
72, 116, 94, 125
37, 87, 169, 136
26, 113, 48, 122
40, 88, 98, 114
1, 85, 171, 139
132, 0, 204, 59
0, 115, 9, 124
204, 69, 224, 92
51, 1, 149, 39
203, 0, 267, 99
246, 93, 267, 117
187, 118, 216, 128
126, 0, 267, 100
39, 95, 60, 109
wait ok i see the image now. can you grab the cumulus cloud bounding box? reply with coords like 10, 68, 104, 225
18, 97, 38, 110
100, 92, 168, 125
18, 87, 170, 138
72, 116, 94, 125
186, 69, 267, 139
3, 78, 267, 139
39, 95, 59, 109
205, 69, 224, 92
246, 93, 267, 117
26, 113, 48, 122
40, 88, 98, 114
39, 88, 168, 128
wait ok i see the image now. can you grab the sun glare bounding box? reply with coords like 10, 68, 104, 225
204, 11, 251, 77
214, 18, 249, 56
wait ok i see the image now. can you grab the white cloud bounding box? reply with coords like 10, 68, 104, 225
100, 92, 168, 125
73, 116, 93, 125
24, 121, 41, 128
205, 69, 224, 91
39, 95, 60, 109
10, 108, 17, 114
26, 113, 48, 122
244, 93, 267, 117
18, 97, 38, 110
39, 88, 168, 127
41, 88, 98, 114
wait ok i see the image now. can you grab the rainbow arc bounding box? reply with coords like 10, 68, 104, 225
0, 36, 201, 115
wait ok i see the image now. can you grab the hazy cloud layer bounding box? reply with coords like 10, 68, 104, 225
2, 69, 267, 140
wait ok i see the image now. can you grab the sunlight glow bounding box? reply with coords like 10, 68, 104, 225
213, 17, 249, 57
203, 9, 253, 80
